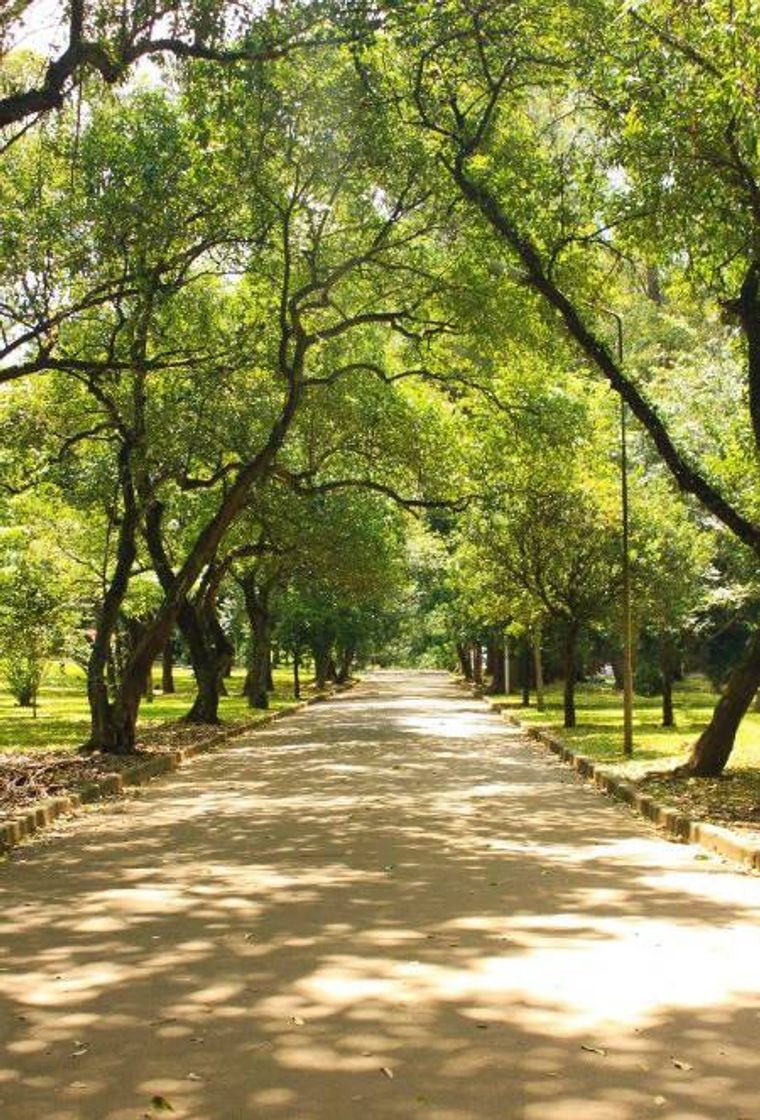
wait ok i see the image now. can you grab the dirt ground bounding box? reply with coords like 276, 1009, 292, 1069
1, 670, 759, 1120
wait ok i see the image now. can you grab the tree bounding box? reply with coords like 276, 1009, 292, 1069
0, 1, 374, 131
377, 1, 760, 773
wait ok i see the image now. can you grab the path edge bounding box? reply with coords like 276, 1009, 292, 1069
0, 680, 359, 854
456, 678, 760, 873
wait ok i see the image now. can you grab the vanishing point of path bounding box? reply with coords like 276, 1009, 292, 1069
2, 672, 760, 1120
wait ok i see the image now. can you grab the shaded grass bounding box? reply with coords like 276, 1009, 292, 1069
492, 676, 760, 772
0, 662, 299, 756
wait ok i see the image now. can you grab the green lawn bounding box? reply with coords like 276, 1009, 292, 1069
490, 677, 760, 776
0, 662, 300, 755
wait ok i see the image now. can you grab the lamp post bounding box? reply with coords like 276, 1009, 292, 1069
600, 307, 634, 757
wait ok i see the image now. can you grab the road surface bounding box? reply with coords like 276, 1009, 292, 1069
1, 671, 760, 1120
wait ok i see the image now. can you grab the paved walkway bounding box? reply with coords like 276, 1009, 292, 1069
1, 671, 760, 1120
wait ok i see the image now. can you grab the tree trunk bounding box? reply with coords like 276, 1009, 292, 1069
679, 624, 760, 776
521, 637, 531, 706
485, 641, 496, 677
533, 626, 545, 711
660, 634, 675, 728
563, 622, 579, 730
178, 600, 222, 725
85, 445, 139, 753
487, 632, 506, 694
456, 642, 472, 680
312, 641, 332, 690
240, 576, 272, 710
336, 645, 355, 684
161, 639, 175, 693
293, 649, 301, 700
472, 643, 483, 687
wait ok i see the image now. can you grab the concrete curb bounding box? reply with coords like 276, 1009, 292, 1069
453, 676, 760, 872
0, 682, 357, 854
508, 714, 760, 872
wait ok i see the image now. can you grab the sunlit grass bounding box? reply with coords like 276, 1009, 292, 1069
490, 676, 760, 775
0, 662, 300, 755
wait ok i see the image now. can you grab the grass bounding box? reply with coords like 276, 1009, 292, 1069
0, 662, 300, 756
490, 677, 760, 832
491, 676, 760, 773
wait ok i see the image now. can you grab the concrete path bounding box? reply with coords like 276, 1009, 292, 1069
1, 671, 760, 1120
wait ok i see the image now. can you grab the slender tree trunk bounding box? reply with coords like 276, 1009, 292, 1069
86, 446, 138, 753
487, 631, 506, 694
521, 637, 531, 706
660, 633, 675, 728
456, 642, 472, 680
533, 626, 545, 711
161, 639, 175, 693
293, 649, 301, 700
679, 624, 760, 776
563, 621, 579, 730
472, 643, 483, 687
485, 641, 496, 677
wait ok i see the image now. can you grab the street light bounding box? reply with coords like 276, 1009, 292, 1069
597, 306, 634, 757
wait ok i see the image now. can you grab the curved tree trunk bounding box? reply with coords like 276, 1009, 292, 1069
86, 445, 139, 753
679, 625, 760, 776
178, 600, 222, 725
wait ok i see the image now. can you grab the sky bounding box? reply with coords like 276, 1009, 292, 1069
7, 0, 65, 55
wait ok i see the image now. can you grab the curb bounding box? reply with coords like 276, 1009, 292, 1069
505, 712, 760, 872
452, 677, 760, 872
0, 682, 357, 855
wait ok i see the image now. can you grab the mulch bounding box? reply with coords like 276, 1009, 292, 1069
0, 719, 253, 818
640, 769, 760, 835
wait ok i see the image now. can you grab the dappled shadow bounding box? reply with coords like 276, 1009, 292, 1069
1, 671, 760, 1119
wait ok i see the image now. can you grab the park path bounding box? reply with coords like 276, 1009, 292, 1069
1, 671, 760, 1120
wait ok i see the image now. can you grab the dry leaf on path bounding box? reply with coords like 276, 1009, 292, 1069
670, 1057, 693, 1071
581, 1044, 607, 1056
380, 1066, 394, 1079
150, 1096, 175, 1112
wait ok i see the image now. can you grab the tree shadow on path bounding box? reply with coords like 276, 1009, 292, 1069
1, 671, 759, 1120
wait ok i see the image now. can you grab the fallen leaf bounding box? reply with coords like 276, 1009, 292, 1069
380, 1066, 394, 1079
671, 1057, 693, 1071
186, 1073, 202, 1082
71, 1045, 89, 1057
290, 1016, 306, 1026
150, 1096, 175, 1112
475, 1023, 489, 1030
581, 1044, 607, 1056
654, 1097, 666, 1107
244, 933, 256, 943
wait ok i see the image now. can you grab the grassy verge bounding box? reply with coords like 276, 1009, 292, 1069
0, 662, 299, 756
0, 662, 316, 818
489, 678, 760, 833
